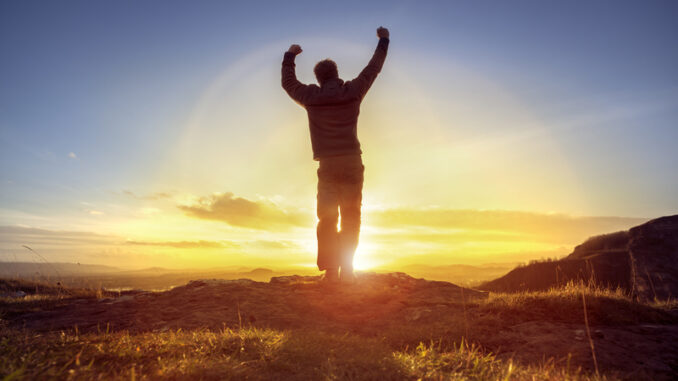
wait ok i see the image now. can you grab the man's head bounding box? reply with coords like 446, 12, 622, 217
314, 59, 338, 86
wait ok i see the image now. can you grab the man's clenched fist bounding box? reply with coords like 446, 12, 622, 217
287, 44, 303, 55
377, 26, 389, 39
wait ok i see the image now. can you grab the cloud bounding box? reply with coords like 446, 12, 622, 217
68, 152, 77, 159
125, 240, 235, 249
0, 227, 231, 250
122, 190, 173, 200
124, 238, 300, 251
178, 192, 309, 229
248, 240, 300, 250
368, 208, 649, 243
0, 226, 121, 247
368, 229, 534, 244
0, 226, 292, 253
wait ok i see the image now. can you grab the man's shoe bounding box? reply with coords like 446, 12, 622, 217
320, 268, 339, 284
340, 268, 357, 284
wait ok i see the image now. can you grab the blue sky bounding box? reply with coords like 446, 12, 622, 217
0, 1, 677, 267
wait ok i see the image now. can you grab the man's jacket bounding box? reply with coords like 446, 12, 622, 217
281, 38, 389, 160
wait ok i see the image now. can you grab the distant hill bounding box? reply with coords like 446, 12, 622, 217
395, 263, 516, 286
1, 260, 517, 291
480, 215, 678, 300
0, 263, 304, 291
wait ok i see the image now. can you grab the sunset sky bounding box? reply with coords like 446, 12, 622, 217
1, 1, 676, 270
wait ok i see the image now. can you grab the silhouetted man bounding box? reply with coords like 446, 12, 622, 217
281, 27, 389, 283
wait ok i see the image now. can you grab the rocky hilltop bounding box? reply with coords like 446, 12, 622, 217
6, 267, 678, 379
481, 215, 678, 300
14, 272, 487, 333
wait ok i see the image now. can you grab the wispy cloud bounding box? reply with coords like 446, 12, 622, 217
178, 192, 309, 230
67, 152, 78, 159
248, 240, 300, 250
0, 226, 120, 247
0, 226, 299, 253
368, 208, 648, 243
122, 190, 173, 200
125, 240, 234, 249
0, 206, 654, 269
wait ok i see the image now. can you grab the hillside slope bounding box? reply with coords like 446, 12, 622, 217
480, 215, 678, 300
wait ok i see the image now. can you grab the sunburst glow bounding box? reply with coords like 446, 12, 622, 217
1, 2, 674, 273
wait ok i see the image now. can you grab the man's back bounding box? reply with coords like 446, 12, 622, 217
281, 36, 389, 160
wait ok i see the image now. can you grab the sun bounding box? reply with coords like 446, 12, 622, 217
352, 241, 381, 271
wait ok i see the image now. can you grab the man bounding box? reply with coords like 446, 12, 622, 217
281, 27, 390, 283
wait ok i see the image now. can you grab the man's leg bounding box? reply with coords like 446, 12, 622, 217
338, 163, 364, 276
316, 169, 340, 272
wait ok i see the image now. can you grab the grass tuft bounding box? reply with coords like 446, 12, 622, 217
0, 324, 615, 380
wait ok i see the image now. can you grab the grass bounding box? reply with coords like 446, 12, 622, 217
481, 281, 677, 326
0, 325, 614, 380
375, 281, 676, 355
1, 278, 675, 380
395, 340, 612, 381
0, 279, 117, 322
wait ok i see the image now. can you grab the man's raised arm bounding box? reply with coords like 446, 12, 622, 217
354, 27, 390, 99
281, 44, 309, 106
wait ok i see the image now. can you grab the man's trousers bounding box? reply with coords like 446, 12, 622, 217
316, 154, 364, 271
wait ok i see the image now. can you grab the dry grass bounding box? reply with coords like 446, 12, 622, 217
394, 340, 612, 381
2, 278, 675, 380
0, 278, 118, 322
480, 281, 676, 326
0, 325, 614, 380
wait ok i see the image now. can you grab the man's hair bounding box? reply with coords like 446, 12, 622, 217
314, 59, 338, 86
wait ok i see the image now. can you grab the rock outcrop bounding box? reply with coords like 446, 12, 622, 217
480, 215, 678, 300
